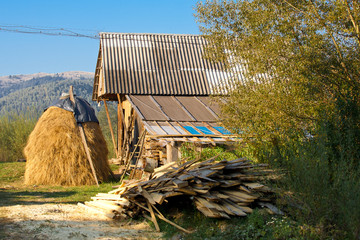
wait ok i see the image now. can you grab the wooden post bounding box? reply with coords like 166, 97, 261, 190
121, 100, 132, 159
121, 108, 135, 163
78, 125, 99, 186
103, 99, 118, 158
117, 94, 124, 159
69, 86, 99, 186
166, 141, 179, 164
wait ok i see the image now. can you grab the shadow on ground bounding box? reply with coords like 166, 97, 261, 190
0, 190, 78, 206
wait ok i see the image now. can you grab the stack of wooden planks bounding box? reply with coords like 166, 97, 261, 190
79, 157, 274, 232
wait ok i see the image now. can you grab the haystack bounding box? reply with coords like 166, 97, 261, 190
24, 96, 111, 186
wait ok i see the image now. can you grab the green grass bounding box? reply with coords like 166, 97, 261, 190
0, 162, 26, 184
109, 163, 119, 172
152, 200, 322, 240
0, 161, 119, 206
180, 143, 243, 162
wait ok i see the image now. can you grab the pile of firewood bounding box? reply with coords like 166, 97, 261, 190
79, 157, 275, 233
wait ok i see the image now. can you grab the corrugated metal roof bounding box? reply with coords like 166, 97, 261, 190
93, 32, 250, 99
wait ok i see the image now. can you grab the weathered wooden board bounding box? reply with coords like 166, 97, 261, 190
81, 156, 274, 227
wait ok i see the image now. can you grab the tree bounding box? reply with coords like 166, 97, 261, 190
196, 0, 359, 140
196, 1, 360, 237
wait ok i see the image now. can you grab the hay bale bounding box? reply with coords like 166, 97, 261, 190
24, 107, 111, 186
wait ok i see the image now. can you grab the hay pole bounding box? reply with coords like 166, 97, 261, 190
69, 86, 99, 187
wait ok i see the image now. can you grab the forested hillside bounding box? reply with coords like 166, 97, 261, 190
0, 71, 119, 161
0, 71, 98, 114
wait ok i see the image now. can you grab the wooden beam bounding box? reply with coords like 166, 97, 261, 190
69, 86, 99, 186
203, 122, 222, 134
147, 200, 160, 232
173, 121, 201, 142
166, 121, 189, 142
160, 138, 232, 143
117, 94, 124, 157
166, 121, 181, 134
130, 200, 192, 234
187, 121, 215, 144
153, 121, 167, 134
203, 122, 231, 142
122, 108, 136, 162
103, 99, 118, 158
78, 125, 99, 186
142, 121, 157, 135
166, 142, 179, 163
121, 100, 134, 157
146, 134, 239, 138
160, 138, 236, 143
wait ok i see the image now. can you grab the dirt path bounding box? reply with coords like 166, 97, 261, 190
0, 203, 162, 240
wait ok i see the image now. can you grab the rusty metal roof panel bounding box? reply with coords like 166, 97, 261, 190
126, 95, 168, 121
196, 96, 221, 116
152, 96, 194, 121
175, 96, 218, 121
128, 95, 219, 122
96, 33, 244, 97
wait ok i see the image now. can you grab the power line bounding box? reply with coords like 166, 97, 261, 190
0, 24, 100, 39
0, 24, 204, 45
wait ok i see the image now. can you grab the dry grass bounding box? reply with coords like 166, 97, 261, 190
24, 107, 111, 186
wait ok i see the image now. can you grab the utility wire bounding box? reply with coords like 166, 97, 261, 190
0, 24, 204, 45
0, 24, 100, 39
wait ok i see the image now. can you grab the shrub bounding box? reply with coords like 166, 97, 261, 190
252, 99, 360, 239
0, 111, 38, 162
180, 143, 241, 162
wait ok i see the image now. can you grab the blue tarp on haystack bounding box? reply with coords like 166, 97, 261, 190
46, 95, 99, 123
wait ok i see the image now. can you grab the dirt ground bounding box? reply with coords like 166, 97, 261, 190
0, 203, 162, 240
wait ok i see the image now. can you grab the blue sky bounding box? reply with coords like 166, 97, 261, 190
0, 0, 200, 76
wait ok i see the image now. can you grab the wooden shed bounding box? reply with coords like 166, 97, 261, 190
92, 33, 243, 176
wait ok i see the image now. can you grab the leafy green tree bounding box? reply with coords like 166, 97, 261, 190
196, 0, 360, 238
196, 0, 359, 140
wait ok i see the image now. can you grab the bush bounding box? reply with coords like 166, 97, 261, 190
0, 111, 39, 162
208, 210, 317, 240
160, 205, 319, 240
179, 143, 241, 162
251, 98, 360, 239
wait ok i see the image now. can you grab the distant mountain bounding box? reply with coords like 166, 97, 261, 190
0, 71, 98, 115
